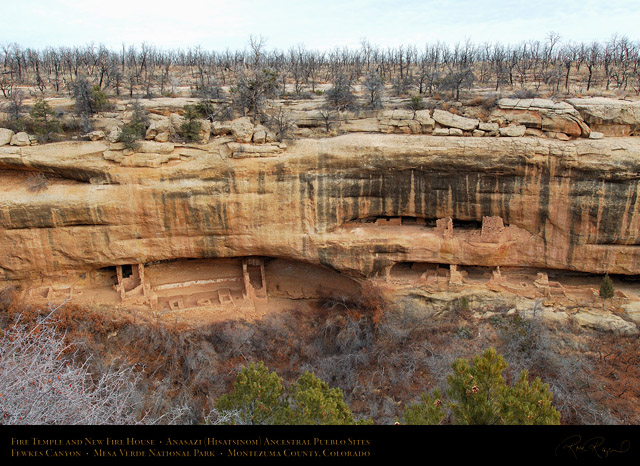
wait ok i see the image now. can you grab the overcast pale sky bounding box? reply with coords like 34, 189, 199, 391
3, 0, 639, 52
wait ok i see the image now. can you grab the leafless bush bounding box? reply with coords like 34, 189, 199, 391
537, 349, 618, 425
318, 109, 338, 133
494, 303, 554, 376
467, 92, 501, 110
376, 302, 433, 345
264, 107, 295, 141
0, 286, 19, 314
181, 340, 219, 392
300, 346, 370, 402
2, 35, 640, 113
363, 71, 384, 108
325, 73, 357, 111
0, 308, 145, 424
26, 172, 49, 192
509, 88, 540, 99
202, 407, 246, 425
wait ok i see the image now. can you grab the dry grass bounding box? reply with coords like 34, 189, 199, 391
1, 286, 637, 425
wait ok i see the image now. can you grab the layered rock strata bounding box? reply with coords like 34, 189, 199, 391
1, 134, 640, 283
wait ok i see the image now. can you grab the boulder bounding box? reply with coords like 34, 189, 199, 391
541, 115, 582, 137
154, 131, 170, 143
496, 98, 590, 137
228, 142, 285, 158
492, 109, 542, 128
252, 124, 268, 144
414, 110, 435, 131
407, 120, 422, 134
575, 117, 592, 138
432, 128, 450, 136
212, 121, 233, 136
136, 141, 175, 154
342, 118, 381, 133
498, 98, 579, 115
545, 131, 570, 141
0, 128, 15, 146
382, 109, 415, 121
622, 301, 640, 326
478, 122, 499, 133
87, 130, 105, 141
573, 309, 637, 335
566, 97, 640, 136
168, 113, 185, 137
499, 125, 526, 137
524, 128, 546, 138
432, 109, 479, 131
231, 117, 254, 143
102, 150, 125, 164
145, 119, 171, 140
106, 126, 122, 143
589, 131, 604, 140
10, 132, 31, 146
199, 120, 211, 144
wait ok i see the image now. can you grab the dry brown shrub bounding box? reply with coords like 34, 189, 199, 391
467, 96, 485, 106
0, 285, 22, 315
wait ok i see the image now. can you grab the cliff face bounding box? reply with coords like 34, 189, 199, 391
1, 134, 640, 282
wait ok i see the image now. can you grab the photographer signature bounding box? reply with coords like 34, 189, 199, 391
555, 435, 630, 459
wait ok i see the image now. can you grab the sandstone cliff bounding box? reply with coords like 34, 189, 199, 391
2, 134, 640, 284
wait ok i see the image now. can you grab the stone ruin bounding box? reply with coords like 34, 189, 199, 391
433, 215, 507, 242
106, 214, 533, 310
112, 257, 268, 313
435, 217, 453, 238
387, 259, 582, 303
480, 216, 506, 243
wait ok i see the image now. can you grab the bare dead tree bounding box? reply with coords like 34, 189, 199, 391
265, 106, 295, 141
363, 70, 384, 108
0, 307, 146, 424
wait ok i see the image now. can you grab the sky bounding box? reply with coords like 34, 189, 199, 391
2, 0, 639, 52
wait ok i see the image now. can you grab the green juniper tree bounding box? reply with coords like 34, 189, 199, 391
72, 76, 110, 132
403, 348, 560, 425
408, 95, 425, 114
286, 371, 359, 425
403, 390, 446, 425
118, 100, 149, 150
447, 347, 508, 424
179, 105, 204, 143
214, 362, 286, 425
29, 99, 61, 142
502, 370, 560, 425
599, 274, 615, 311
214, 362, 366, 425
